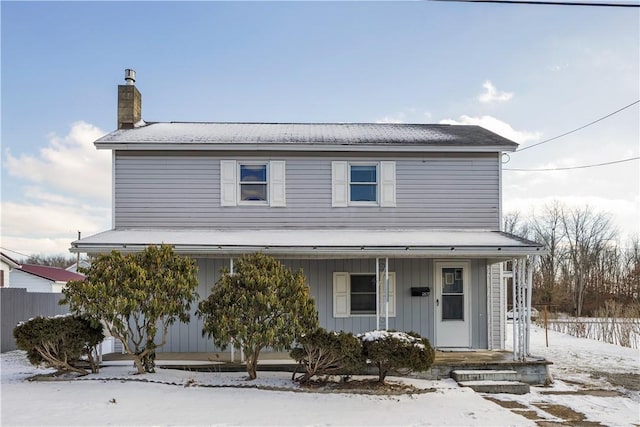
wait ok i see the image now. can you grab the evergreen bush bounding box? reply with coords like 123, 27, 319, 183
13, 315, 104, 376
359, 330, 435, 383
198, 253, 318, 380
62, 244, 199, 374
290, 328, 366, 383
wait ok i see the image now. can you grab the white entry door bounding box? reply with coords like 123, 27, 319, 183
435, 261, 471, 348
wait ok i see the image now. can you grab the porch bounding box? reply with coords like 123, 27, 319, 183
102, 350, 552, 385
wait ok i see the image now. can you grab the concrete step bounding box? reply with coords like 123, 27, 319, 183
457, 380, 531, 395
451, 369, 518, 382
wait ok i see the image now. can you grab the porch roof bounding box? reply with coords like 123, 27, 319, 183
71, 228, 543, 259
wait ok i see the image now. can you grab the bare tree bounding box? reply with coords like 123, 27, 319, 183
530, 201, 565, 308
561, 206, 617, 316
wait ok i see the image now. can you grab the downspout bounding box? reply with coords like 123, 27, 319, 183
487, 263, 492, 350
376, 257, 380, 331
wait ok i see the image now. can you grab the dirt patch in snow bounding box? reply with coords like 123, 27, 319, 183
485, 396, 612, 426
298, 378, 434, 395
483, 396, 528, 409
533, 403, 605, 427
590, 371, 640, 391
539, 389, 623, 397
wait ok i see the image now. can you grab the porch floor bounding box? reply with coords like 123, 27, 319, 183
102, 350, 552, 385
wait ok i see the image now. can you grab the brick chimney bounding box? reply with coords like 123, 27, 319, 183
117, 69, 142, 129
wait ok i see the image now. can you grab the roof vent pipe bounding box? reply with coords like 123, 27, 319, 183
124, 69, 136, 85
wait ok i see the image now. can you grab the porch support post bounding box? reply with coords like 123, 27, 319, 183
385, 257, 389, 331
526, 256, 535, 356
517, 258, 526, 361
376, 257, 380, 331
512, 258, 517, 361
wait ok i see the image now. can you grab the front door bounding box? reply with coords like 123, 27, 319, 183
435, 261, 471, 348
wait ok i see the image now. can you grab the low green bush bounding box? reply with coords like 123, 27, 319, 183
290, 328, 366, 383
13, 315, 104, 376
359, 330, 435, 383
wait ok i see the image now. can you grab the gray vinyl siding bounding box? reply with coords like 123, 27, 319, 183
158, 257, 489, 352
114, 152, 500, 229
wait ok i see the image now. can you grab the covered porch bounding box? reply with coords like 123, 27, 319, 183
72, 228, 544, 362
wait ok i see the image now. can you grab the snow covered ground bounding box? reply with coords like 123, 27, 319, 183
497, 323, 640, 426
1, 324, 638, 426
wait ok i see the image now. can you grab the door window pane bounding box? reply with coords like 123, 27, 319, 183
442, 295, 464, 320
441, 267, 464, 320
442, 268, 463, 293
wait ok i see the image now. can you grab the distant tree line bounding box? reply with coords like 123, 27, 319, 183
22, 255, 77, 269
505, 201, 639, 317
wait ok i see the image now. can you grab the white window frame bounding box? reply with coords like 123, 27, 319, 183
333, 271, 396, 318
332, 161, 395, 207
348, 163, 378, 206
238, 162, 269, 206
220, 160, 286, 207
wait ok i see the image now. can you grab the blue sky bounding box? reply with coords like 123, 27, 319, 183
1, 1, 639, 257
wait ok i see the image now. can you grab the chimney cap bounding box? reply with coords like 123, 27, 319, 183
124, 69, 136, 85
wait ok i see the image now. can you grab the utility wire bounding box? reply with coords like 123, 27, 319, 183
504, 156, 639, 171
516, 100, 640, 153
429, 0, 640, 7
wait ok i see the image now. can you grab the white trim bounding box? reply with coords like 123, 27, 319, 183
498, 152, 503, 229
333, 271, 396, 318
331, 161, 348, 207
268, 160, 286, 207
487, 265, 493, 350
434, 260, 471, 348
97, 143, 518, 153
220, 160, 237, 206
379, 161, 396, 207
333, 272, 350, 318
112, 151, 116, 229
348, 162, 379, 206
237, 161, 269, 206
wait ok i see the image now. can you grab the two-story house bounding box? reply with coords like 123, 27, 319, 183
72, 70, 542, 355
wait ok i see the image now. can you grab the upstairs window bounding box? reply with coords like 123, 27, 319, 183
331, 161, 396, 207
350, 164, 377, 203
220, 160, 286, 207
239, 164, 267, 203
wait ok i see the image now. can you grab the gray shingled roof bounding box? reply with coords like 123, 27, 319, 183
95, 122, 518, 149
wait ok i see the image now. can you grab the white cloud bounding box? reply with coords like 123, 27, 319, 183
439, 115, 542, 144
2, 121, 111, 256
4, 121, 110, 203
477, 80, 513, 104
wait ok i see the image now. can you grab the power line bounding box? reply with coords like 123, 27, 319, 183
504, 156, 639, 171
429, 0, 640, 7
516, 100, 640, 153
